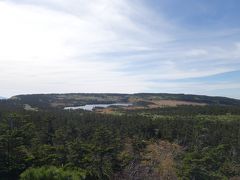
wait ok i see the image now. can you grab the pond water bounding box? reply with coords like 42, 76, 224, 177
64, 103, 132, 111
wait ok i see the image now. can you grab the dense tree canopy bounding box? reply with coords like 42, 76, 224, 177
0, 104, 239, 179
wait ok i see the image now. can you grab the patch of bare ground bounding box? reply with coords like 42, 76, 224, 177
230, 177, 240, 180
128, 96, 206, 107
95, 108, 116, 114
128, 98, 206, 109
113, 140, 182, 180
124, 106, 146, 110
24, 104, 38, 111
148, 100, 206, 108
51, 102, 68, 107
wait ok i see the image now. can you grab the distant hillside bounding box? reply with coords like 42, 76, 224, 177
133, 93, 240, 106
5, 93, 240, 110
0, 96, 6, 99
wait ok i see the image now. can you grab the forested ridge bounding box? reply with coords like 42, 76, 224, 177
0, 94, 240, 179
7, 93, 240, 110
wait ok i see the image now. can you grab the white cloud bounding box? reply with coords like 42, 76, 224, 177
1, 0, 166, 96
185, 49, 208, 57
0, 0, 240, 98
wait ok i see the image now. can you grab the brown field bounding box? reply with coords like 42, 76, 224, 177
95, 99, 205, 114
148, 100, 206, 108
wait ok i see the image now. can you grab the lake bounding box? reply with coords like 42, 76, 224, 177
64, 103, 132, 111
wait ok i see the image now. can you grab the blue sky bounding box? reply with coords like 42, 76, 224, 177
149, 0, 240, 28
0, 0, 239, 98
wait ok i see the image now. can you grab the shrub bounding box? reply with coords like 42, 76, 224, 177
20, 166, 86, 180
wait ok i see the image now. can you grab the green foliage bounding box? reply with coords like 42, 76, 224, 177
130, 105, 240, 116
132, 137, 147, 153
178, 145, 237, 180
0, 114, 35, 179
0, 104, 240, 179
66, 127, 121, 179
20, 166, 86, 180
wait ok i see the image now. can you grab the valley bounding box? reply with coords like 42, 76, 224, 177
0, 93, 240, 179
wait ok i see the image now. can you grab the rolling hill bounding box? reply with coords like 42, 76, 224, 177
4, 93, 240, 110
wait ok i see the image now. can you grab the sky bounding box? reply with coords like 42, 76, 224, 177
0, 0, 240, 99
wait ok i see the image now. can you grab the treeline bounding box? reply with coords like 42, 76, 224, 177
128, 105, 240, 116
0, 106, 240, 179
